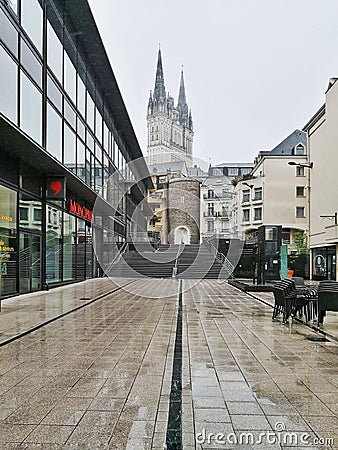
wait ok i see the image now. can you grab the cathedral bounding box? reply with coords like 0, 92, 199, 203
147, 49, 194, 165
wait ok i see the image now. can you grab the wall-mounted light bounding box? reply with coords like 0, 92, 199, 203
288, 161, 314, 169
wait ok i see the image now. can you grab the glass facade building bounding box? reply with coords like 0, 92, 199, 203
0, 0, 151, 298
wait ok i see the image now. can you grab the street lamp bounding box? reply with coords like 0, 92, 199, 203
288, 161, 314, 169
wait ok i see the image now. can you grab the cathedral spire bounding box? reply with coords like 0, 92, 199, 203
177, 69, 189, 127
177, 69, 187, 108
153, 48, 166, 103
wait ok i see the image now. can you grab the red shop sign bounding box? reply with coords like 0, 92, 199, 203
69, 199, 94, 222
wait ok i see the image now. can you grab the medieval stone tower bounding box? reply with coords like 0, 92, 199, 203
147, 49, 194, 166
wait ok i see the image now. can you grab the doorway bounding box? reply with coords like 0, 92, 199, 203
19, 232, 42, 293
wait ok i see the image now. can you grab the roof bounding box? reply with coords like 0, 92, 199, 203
257, 129, 306, 159
147, 160, 188, 175
214, 162, 254, 168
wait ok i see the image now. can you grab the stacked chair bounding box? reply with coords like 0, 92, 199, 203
317, 280, 338, 325
272, 277, 318, 324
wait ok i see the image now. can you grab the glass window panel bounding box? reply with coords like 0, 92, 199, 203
64, 52, 76, 104
0, 185, 17, 296
87, 132, 94, 151
103, 122, 109, 151
0, 8, 18, 56
20, 71, 42, 144
21, 0, 42, 53
86, 92, 94, 130
95, 108, 102, 143
63, 212, 76, 281
76, 219, 86, 279
64, 123, 76, 168
77, 139, 85, 181
47, 75, 62, 111
95, 143, 102, 164
77, 117, 85, 141
47, 21, 62, 81
19, 194, 42, 231
0, 46, 17, 124
20, 39, 42, 87
77, 74, 86, 118
47, 103, 62, 161
46, 206, 62, 283
64, 100, 76, 129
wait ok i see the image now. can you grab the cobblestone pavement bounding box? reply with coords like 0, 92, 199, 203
0, 279, 337, 449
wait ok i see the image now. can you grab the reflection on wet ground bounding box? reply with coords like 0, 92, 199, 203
0, 279, 337, 449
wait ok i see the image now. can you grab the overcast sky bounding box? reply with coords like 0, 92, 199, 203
88, 0, 338, 165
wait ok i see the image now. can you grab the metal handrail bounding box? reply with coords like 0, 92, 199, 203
172, 243, 184, 278
104, 241, 129, 275
204, 240, 235, 279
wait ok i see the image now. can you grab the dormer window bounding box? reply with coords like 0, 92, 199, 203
295, 143, 305, 155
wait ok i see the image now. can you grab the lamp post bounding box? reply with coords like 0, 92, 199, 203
288, 161, 314, 169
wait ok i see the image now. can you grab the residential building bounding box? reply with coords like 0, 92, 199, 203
199, 175, 235, 241
303, 78, 338, 280
209, 162, 254, 180
147, 48, 193, 166
234, 130, 308, 250
0, 0, 151, 298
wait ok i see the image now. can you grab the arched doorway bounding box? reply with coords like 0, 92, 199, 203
174, 226, 190, 244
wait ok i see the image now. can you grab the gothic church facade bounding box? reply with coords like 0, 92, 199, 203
147, 49, 194, 166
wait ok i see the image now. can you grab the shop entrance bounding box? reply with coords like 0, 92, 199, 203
19, 232, 42, 293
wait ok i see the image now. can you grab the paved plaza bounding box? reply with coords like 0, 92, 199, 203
0, 278, 337, 449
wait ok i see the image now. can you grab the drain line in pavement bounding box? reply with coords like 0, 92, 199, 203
166, 279, 183, 449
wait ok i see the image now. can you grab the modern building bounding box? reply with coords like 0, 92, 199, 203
303, 78, 338, 280
0, 0, 151, 298
234, 130, 308, 250
147, 49, 193, 166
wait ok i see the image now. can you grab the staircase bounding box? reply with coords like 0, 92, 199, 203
109, 243, 234, 279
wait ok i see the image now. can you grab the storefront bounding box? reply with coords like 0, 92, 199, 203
312, 246, 336, 281
0, 179, 98, 298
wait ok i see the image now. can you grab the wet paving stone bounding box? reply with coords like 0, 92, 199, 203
0, 279, 337, 448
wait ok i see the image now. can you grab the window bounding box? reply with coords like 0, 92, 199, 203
47, 103, 62, 161
19, 207, 28, 221
254, 187, 262, 200
21, 0, 43, 53
87, 92, 95, 130
47, 75, 62, 111
0, 7, 18, 56
228, 168, 238, 176
33, 208, 41, 222
64, 123, 76, 167
295, 143, 305, 155
77, 75, 86, 118
208, 203, 214, 217
296, 186, 305, 197
20, 71, 42, 144
221, 221, 229, 231
243, 209, 250, 222
20, 39, 42, 87
0, 45, 17, 124
242, 190, 250, 203
208, 189, 215, 199
64, 52, 76, 104
296, 166, 305, 177
47, 21, 62, 81
254, 207, 262, 221
241, 168, 251, 175
207, 221, 214, 232
296, 207, 305, 218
